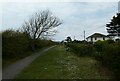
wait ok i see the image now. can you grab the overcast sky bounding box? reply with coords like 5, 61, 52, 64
1, 1, 119, 41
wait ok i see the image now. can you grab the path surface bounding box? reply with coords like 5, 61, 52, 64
2, 46, 55, 79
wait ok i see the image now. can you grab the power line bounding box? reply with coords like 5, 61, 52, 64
78, 25, 107, 40
85, 25, 106, 31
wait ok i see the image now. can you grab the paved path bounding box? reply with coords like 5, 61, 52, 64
2, 46, 55, 79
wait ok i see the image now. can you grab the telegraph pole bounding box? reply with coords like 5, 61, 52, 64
118, 1, 120, 13
74, 36, 75, 40
84, 30, 85, 41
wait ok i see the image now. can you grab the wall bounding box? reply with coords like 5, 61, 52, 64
92, 37, 104, 42
87, 37, 110, 42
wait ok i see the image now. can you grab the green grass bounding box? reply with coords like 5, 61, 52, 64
16, 45, 113, 79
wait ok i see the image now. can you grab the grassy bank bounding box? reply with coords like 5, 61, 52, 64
16, 45, 112, 79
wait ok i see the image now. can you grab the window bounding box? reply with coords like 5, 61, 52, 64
95, 37, 97, 40
103, 37, 105, 40
91, 37, 93, 41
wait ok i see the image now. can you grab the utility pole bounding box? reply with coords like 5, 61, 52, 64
84, 30, 85, 41
74, 36, 75, 40
118, 1, 120, 13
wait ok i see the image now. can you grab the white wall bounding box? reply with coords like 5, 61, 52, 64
105, 37, 110, 40
93, 37, 103, 42
87, 37, 110, 42
87, 38, 92, 42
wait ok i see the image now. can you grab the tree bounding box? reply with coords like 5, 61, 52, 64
106, 13, 120, 37
66, 36, 72, 43
22, 10, 62, 50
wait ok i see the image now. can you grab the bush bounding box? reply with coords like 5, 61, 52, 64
2, 29, 56, 59
93, 41, 120, 79
35, 39, 54, 49
106, 39, 115, 44
2, 30, 30, 59
66, 43, 95, 56
94, 40, 107, 52
102, 43, 120, 79
66, 41, 120, 79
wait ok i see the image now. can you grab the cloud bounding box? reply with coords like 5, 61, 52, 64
0, 0, 120, 2
1, 2, 118, 41
0, 3, 2, 31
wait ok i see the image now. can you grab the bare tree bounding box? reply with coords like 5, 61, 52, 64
22, 10, 62, 40
22, 10, 62, 50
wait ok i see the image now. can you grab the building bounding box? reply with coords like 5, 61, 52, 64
86, 33, 110, 43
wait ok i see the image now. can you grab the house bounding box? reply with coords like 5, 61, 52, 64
86, 33, 110, 43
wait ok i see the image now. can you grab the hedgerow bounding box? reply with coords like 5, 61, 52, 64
66, 40, 120, 79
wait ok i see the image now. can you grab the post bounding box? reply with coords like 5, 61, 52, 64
84, 30, 85, 41
118, 1, 120, 13
74, 36, 75, 40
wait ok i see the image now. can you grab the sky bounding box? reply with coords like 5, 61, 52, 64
0, 0, 119, 41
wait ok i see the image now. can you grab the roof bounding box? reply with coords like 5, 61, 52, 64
86, 33, 108, 39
